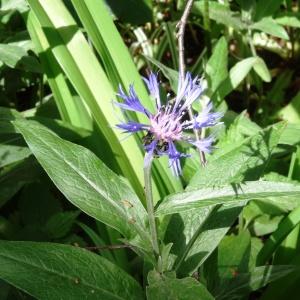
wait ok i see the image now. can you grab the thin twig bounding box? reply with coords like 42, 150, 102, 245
176, 0, 206, 165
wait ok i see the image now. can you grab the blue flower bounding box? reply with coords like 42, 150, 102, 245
115, 72, 222, 176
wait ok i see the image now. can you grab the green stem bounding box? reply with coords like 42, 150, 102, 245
144, 156, 160, 256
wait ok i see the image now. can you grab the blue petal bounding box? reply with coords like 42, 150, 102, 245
174, 72, 204, 112
115, 84, 150, 115
116, 121, 149, 133
143, 72, 161, 108
167, 142, 189, 176
192, 136, 214, 153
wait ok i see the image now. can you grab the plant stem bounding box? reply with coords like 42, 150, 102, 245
177, 0, 206, 166
144, 156, 160, 256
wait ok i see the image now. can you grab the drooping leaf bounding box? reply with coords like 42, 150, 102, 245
14, 119, 151, 250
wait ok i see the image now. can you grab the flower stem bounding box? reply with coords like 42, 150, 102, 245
144, 156, 160, 256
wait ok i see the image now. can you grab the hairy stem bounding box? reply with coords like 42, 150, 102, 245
177, 0, 206, 165
144, 156, 160, 256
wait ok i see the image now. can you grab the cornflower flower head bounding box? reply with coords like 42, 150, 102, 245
115, 72, 223, 176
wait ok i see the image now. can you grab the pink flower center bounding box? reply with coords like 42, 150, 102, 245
150, 111, 182, 141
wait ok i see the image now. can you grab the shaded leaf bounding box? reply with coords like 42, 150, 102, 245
0, 240, 143, 300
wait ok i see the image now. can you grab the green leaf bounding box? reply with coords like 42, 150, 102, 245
276, 13, 300, 28
215, 265, 297, 300
27, 0, 147, 200
216, 57, 258, 100
165, 204, 243, 276
0, 240, 144, 300
70, 0, 179, 196
188, 122, 285, 189
45, 211, 80, 239
257, 204, 300, 265
251, 17, 289, 40
147, 271, 214, 300
206, 37, 228, 93
27, 13, 90, 129
278, 91, 300, 124
253, 57, 271, 82
106, 0, 152, 24
0, 157, 41, 209
193, 1, 246, 31
254, 0, 283, 21
217, 232, 251, 279
0, 43, 41, 72
156, 181, 300, 216
146, 56, 179, 92
14, 119, 151, 249
0, 0, 29, 13
0, 135, 31, 168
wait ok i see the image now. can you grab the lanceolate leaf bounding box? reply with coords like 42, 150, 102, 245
14, 119, 151, 249
0, 240, 144, 300
156, 181, 300, 216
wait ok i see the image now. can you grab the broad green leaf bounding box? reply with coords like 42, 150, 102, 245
0, 44, 27, 68
217, 231, 251, 279
206, 37, 228, 93
166, 204, 244, 276
253, 57, 271, 82
278, 91, 300, 124
251, 17, 289, 40
156, 181, 300, 216
215, 265, 297, 300
188, 122, 285, 189
0, 240, 144, 300
276, 13, 300, 28
193, 1, 246, 31
254, 0, 283, 21
14, 119, 151, 249
257, 204, 300, 265
106, 0, 152, 24
147, 271, 214, 300
0, 0, 28, 13
279, 123, 300, 147
216, 57, 257, 100
0, 43, 41, 72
